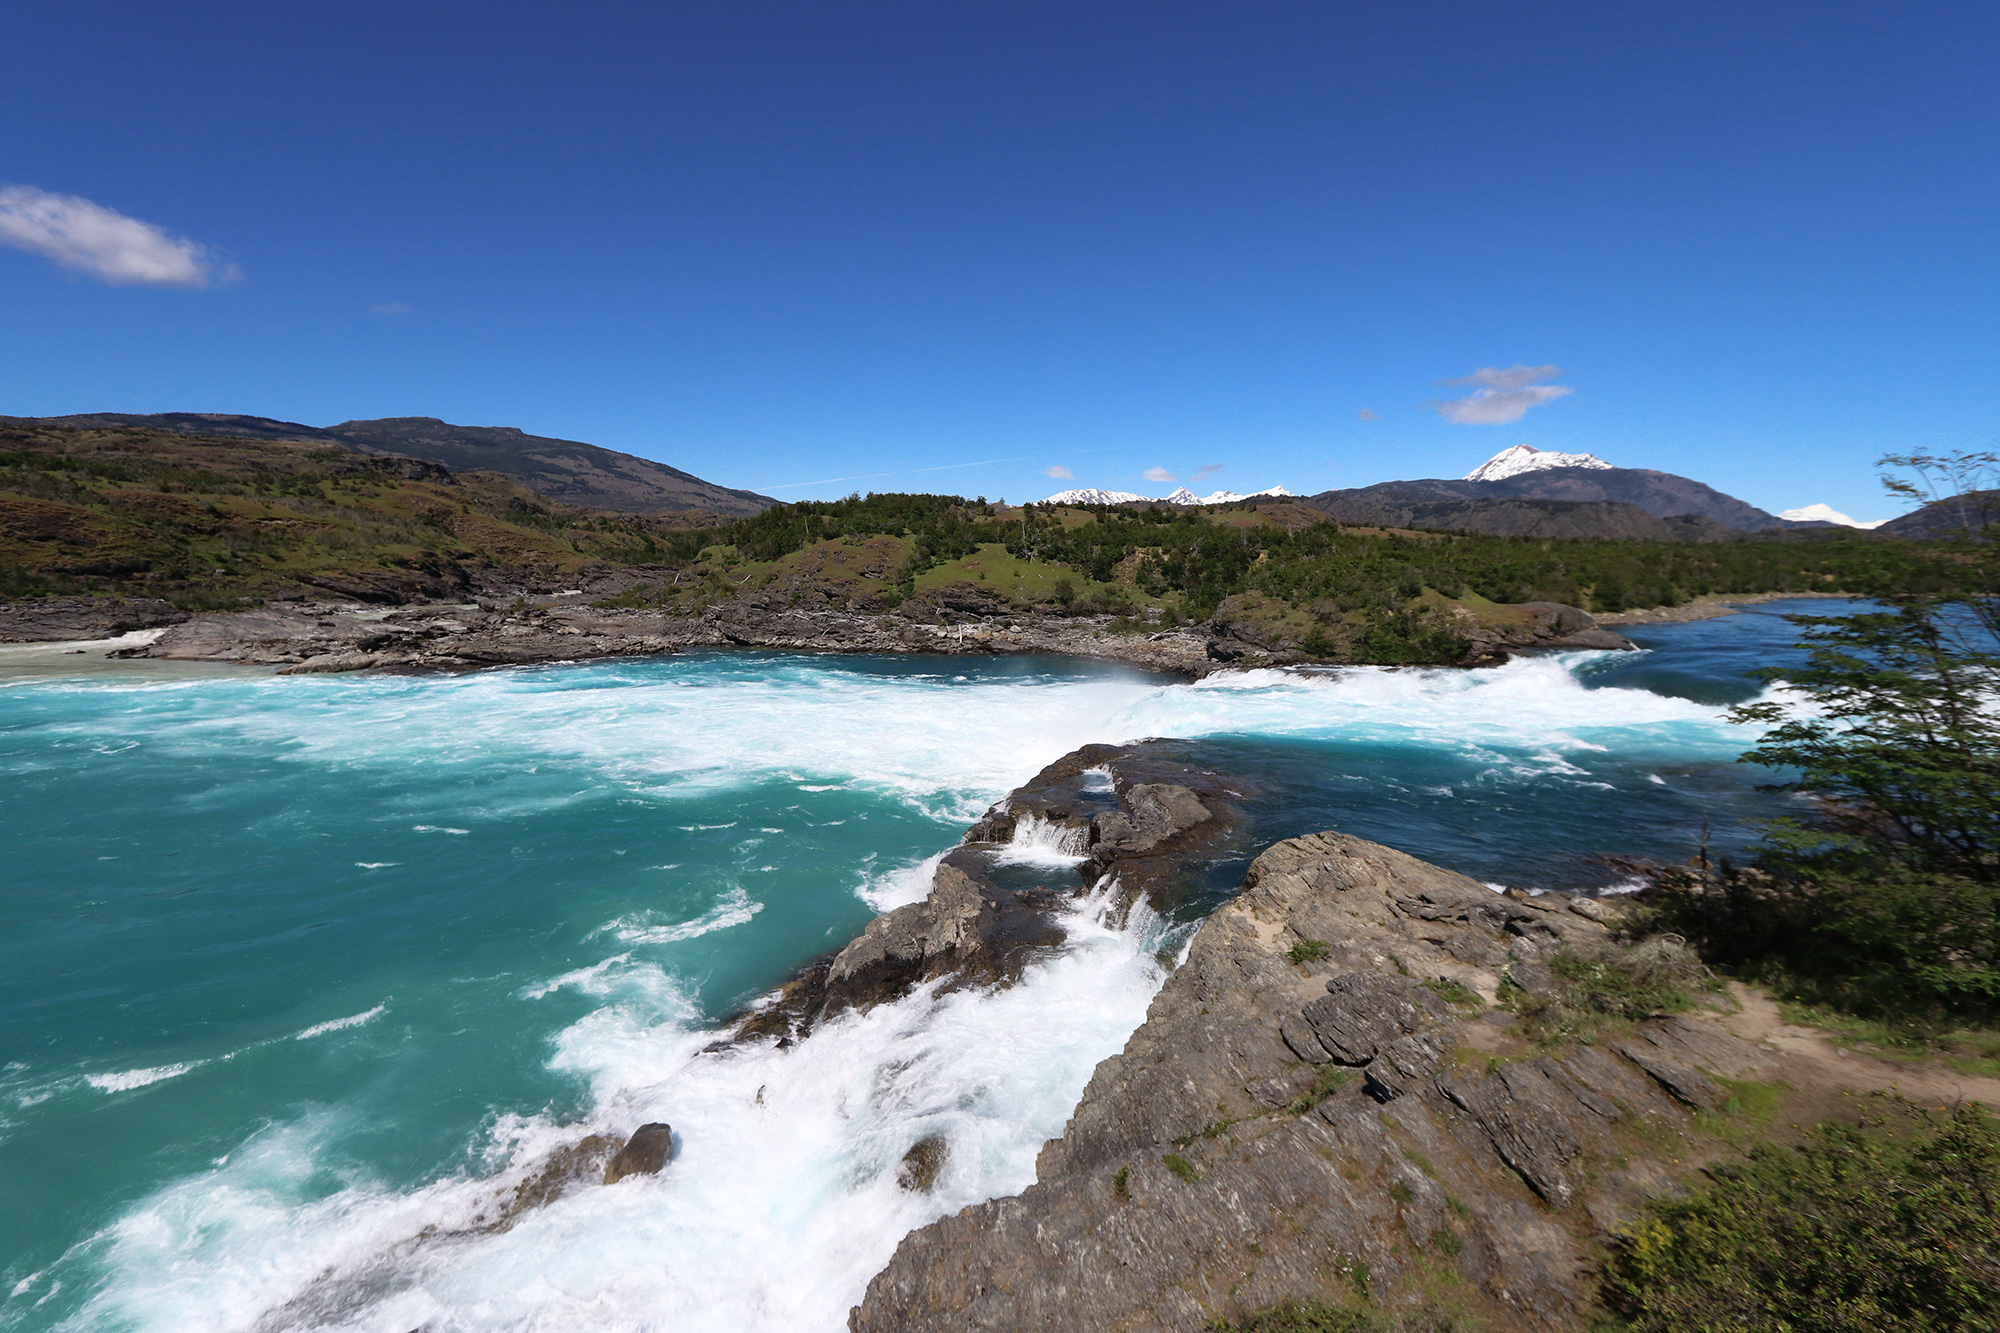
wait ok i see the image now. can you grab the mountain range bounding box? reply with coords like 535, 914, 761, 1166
4, 413, 775, 518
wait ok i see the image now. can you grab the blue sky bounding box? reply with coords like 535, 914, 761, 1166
3, 2, 1993, 521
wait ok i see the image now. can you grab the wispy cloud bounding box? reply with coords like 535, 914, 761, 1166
1143, 466, 1177, 484
1357, 408, 1380, 421
369, 301, 413, 315
0, 185, 236, 288
1190, 463, 1223, 481
1044, 464, 1073, 479
1431, 364, 1572, 425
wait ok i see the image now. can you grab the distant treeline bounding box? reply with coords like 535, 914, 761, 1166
659, 493, 1981, 619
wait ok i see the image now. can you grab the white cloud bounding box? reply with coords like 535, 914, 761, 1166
1357, 408, 1381, 421
1190, 463, 1223, 481
1432, 364, 1572, 425
0, 185, 236, 288
1143, 466, 1177, 484
1044, 464, 1074, 479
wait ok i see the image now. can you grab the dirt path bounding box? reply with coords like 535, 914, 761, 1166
1720, 983, 2000, 1108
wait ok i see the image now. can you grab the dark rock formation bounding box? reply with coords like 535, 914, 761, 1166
602, 1123, 676, 1184
849, 831, 1770, 1333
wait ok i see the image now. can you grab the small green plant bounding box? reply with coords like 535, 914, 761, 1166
1390, 1181, 1414, 1204
1289, 938, 1333, 966
1422, 978, 1482, 1009
1163, 1152, 1199, 1182
1402, 1149, 1436, 1178
1431, 1227, 1463, 1257
1112, 1165, 1130, 1200
1286, 1067, 1354, 1115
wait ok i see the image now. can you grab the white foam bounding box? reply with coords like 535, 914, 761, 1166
85, 1062, 200, 1093
601, 888, 765, 945
295, 1004, 388, 1041
853, 852, 945, 912
61, 891, 1179, 1333
990, 811, 1092, 866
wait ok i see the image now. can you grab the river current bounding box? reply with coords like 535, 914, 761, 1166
0, 602, 1835, 1332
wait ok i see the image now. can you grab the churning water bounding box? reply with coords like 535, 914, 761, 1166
0, 603, 1834, 1331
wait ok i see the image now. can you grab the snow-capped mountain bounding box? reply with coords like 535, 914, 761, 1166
1042, 484, 1295, 506
1463, 445, 1612, 482
1162, 485, 1297, 506
1777, 503, 1888, 530
1041, 487, 1149, 505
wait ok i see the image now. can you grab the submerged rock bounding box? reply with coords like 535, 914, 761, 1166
897, 1134, 949, 1192
603, 1123, 676, 1184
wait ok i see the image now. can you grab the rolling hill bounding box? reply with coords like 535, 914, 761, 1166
5, 413, 774, 518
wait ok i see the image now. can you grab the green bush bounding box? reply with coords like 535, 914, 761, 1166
1600, 1101, 2000, 1331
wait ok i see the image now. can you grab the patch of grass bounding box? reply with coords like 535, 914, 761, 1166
1691, 1077, 1785, 1147
1162, 1152, 1200, 1182
1113, 1165, 1129, 1200
1289, 938, 1333, 966
1775, 998, 2000, 1080
1422, 978, 1482, 1010
1431, 1228, 1463, 1257
1207, 1299, 1383, 1332
1390, 1181, 1414, 1204
1599, 1099, 2000, 1332
1402, 1149, 1436, 1178
1512, 938, 1715, 1048
1286, 1067, 1354, 1115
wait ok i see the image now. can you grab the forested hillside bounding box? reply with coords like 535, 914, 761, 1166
3, 428, 1984, 665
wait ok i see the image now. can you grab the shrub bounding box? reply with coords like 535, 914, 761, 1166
1600, 1101, 2000, 1331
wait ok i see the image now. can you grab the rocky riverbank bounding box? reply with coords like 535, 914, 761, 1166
848, 825, 1774, 1332
0, 584, 1635, 676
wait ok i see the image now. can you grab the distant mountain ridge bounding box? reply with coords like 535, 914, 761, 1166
8, 412, 774, 517
1311, 461, 1784, 533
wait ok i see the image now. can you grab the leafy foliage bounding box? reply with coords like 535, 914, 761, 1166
1601, 1101, 2000, 1332
1650, 595, 2000, 1021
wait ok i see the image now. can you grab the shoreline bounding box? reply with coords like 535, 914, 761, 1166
1591, 589, 1856, 627
1, 589, 1637, 679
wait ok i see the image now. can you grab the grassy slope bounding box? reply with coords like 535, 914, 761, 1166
0, 424, 679, 606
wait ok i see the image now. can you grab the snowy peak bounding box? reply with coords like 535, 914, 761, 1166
1166, 485, 1296, 507
1464, 445, 1612, 482
1042, 484, 1295, 506
1777, 503, 1888, 530
1041, 487, 1148, 505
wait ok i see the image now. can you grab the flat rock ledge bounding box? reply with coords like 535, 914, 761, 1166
850, 831, 1771, 1333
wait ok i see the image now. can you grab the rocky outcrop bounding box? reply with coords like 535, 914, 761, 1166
850, 832, 1770, 1333
117, 602, 680, 671
0, 596, 186, 642
731, 743, 1242, 1042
